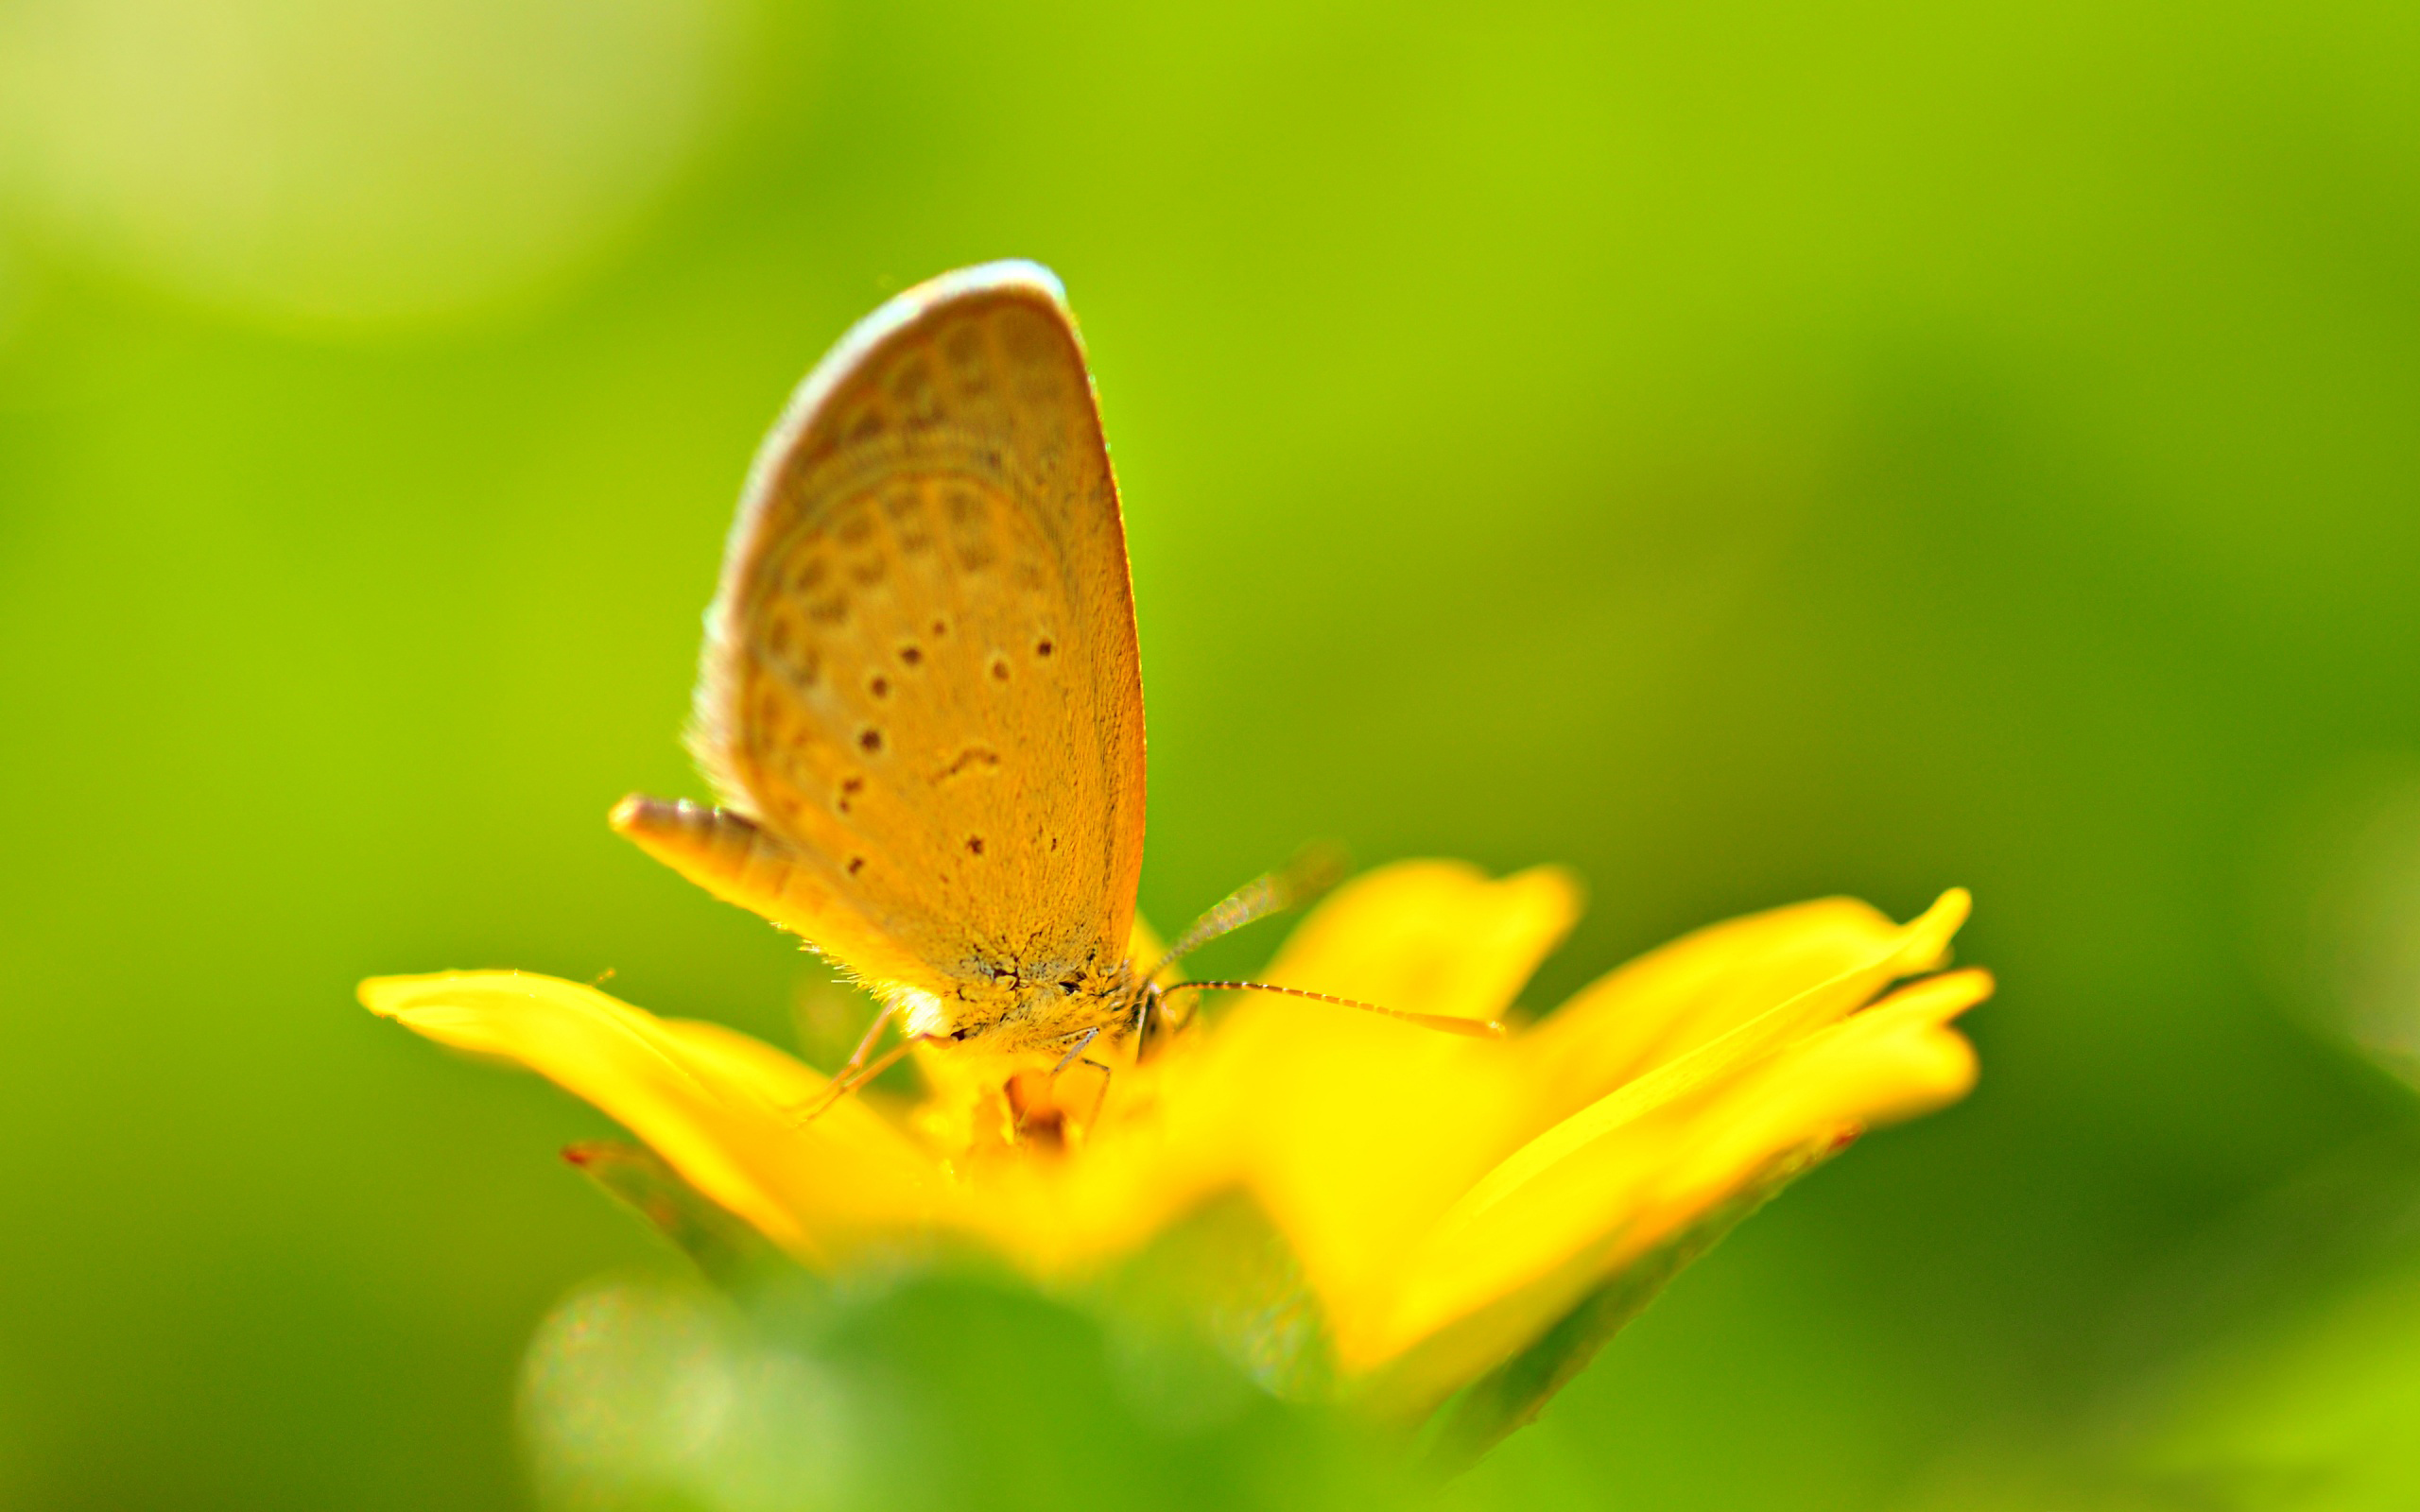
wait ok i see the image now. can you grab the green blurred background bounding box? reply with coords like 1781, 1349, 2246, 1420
6, 0, 2420, 1506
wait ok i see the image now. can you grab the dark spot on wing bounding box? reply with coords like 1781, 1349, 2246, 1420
943, 747, 1000, 778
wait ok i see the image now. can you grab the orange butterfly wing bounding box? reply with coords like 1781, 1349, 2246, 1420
616, 264, 1147, 1012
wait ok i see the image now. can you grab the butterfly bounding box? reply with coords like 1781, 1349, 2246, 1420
611, 263, 1497, 1109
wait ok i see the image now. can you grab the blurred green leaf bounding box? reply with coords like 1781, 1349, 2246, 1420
521, 1274, 868, 1512
1086, 1191, 1336, 1411
1900, 1132, 2420, 1512
523, 1266, 1412, 1512
2125, 1261, 2420, 1510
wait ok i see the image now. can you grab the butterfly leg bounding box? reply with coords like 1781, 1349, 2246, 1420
791, 1039, 916, 1124
790, 1002, 903, 1124
1133, 985, 1186, 1062
1072, 1057, 1115, 1134
836, 1001, 898, 1081
1054, 1040, 1116, 1142
1050, 1024, 1102, 1074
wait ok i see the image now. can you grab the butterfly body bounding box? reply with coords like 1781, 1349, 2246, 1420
614, 263, 1152, 1062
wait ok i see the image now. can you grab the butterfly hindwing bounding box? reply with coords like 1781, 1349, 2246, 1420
682, 264, 1147, 1006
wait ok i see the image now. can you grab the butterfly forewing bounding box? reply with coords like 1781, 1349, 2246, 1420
688, 264, 1146, 1012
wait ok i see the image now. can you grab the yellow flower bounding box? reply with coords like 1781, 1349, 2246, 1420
361, 863, 1984, 1446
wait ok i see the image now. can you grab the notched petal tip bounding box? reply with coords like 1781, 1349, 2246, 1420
1901, 887, 1971, 971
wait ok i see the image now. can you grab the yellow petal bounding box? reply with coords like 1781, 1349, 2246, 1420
1362, 966, 1991, 1372
1150, 863, 1578, 1341
648, 1015, 836, 1109
1462, 891, 1969, 1239
1256, 859, 1582, 1022
1616, 968, 1986, 1244
955, 1111, 1226, 1275
1523, 887, 1969, 1120
359, 971, 937, 1265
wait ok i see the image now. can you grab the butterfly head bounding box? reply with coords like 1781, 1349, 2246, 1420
894, 953, 1150, 1057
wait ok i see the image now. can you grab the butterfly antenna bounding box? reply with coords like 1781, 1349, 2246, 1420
1156, 980, 1508, 1040
1147, 843, 1350, 981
